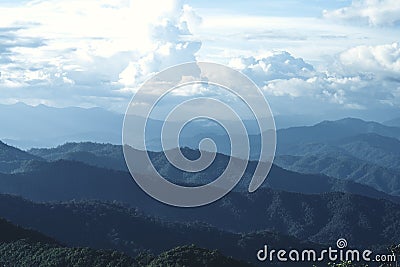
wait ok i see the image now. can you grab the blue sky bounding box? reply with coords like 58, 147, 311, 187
191, 0, 352, 17
0, 0, 399, 120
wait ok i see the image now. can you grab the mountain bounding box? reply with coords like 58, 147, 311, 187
147, 245, 254, 267
0, 140, 42, 173
148, 118, 400, 160
278, 118, 400, 145
0, 239, 140, 267
2, 149, 400, 205
275, 153, 400, 196
25, 143, 400, 201
384, 117, 400, 127
333, 133, 400, 171
275, 132, 400, 195
0, 210, 252, 267
29, 142, 127, 171
0, 158, 400, 252
0, 103, 123, 149
0, 194, 316, 266
0, 217, 57, 245
0, 239, 254, 267
0, 214, 139, 266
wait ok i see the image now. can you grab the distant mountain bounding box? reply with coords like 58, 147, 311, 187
0, 103, 123, 149
278, 118, 400, 146
0, 140, 42, 173
384, 117, 400, 127
152, 118, 400, 160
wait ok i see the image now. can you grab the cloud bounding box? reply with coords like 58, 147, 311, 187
323, 0, 400, 26
0, 0, 202, 110
229, 47, 400, 115
229, 51, 315, 86
117, 2, 202, 92
339, 42, 400, 78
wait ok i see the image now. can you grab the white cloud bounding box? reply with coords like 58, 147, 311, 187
229, 47, 400, 114
0, 0, 399, 119
339, 42, 400, 77
0, 0, 202, 110
229, 52, 315, 86
323, 0, 400, 26
115, 2, 202, 92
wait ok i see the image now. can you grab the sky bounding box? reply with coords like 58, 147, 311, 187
0, 0, 399, 121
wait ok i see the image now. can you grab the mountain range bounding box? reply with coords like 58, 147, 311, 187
0, 212, 252, 266
0, 149, 399, 253
1, 112, 400, 266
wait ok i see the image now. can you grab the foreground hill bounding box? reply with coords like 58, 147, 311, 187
0, 177, 399, 253
0, 217, 56, 245
0, 240, 139, 267
0, 206, 254, 266
0, 194, 315, 266
0, 216, 140, 266
147, 245, 254, 267
0, 217, 252, 267
0, 241, 255, 267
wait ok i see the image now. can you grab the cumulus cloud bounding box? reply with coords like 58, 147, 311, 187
229, 52, 315, 86
339, 42, 400, 78
323, 0, 400, 26
116, 2, 202, 92
229, 47, 400, 114
0, 0, 202, 109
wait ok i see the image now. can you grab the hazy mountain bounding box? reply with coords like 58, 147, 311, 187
150, 118, 400, 160
0, 103, 123, 149
278, 118, 400, 146
384, 117, 400, 127
0, 103, 264, 151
